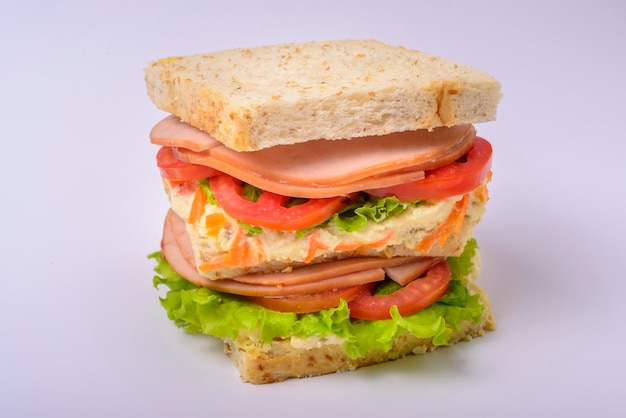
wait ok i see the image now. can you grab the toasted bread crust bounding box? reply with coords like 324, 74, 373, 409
222, 253, 494, 384
145, 40, 501, 151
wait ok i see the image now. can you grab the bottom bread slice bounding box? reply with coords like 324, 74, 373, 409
222, 259, 495, 384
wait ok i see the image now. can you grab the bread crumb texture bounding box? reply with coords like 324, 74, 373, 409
145, 39, 501, 151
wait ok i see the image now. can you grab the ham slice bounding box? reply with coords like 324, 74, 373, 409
161, 209, 208, 284
232, 255, 427, 286
383, 257, 445, 286
176, 148, 426, 198
160, 210, 437, 297
151, 115, 221, 152
151, 115, 476, 198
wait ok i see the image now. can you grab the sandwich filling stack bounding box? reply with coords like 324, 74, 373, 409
145, 39, 501, 384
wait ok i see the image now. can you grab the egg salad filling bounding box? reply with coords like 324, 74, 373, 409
163, 178, 488, 280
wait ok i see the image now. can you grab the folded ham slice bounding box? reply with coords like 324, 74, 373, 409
151, 115, 476, 198
383, 257, 445, 286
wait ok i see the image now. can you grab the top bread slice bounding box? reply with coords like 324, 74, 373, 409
144, 39, 501, 151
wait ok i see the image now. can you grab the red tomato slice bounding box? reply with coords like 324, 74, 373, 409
210, 174, 353, 231
156, 146, 220, 181
247, 283, 375, 314
348, 261, 451, 320
365, 138, 492, 201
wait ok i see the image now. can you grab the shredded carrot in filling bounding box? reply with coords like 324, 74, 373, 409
304, 232, 329, 263
475, 184, 489, 203
188, 185, 207, 224
204, 213, 226, 236
168, 180, 196, 195
448, 194, 469, 238
475, 172, 492, 203
199, 228, 260, 271
416, 194, 470, 253
334, 230, 394, 252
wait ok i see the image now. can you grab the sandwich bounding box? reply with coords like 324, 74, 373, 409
144, 39, 501, 384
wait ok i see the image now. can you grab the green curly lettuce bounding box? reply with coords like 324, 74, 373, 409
149, 238, 484, 359
332, 195, 421, 232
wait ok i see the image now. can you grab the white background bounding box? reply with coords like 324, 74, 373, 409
2, 0, 625, 416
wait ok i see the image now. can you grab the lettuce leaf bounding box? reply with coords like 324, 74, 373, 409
333, 195, 420, 232
149, 238, 484, 359
197, 178, 217, 205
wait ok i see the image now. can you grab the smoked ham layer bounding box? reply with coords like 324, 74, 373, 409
151, 115, 476, 198
161, 209, 439, 297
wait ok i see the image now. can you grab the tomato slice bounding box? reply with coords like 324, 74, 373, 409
210, 174, 353, 231
365, 138, 492, 201
348, 261, 451, 320
156, 146, 220, 181
247, 283, 375, 314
